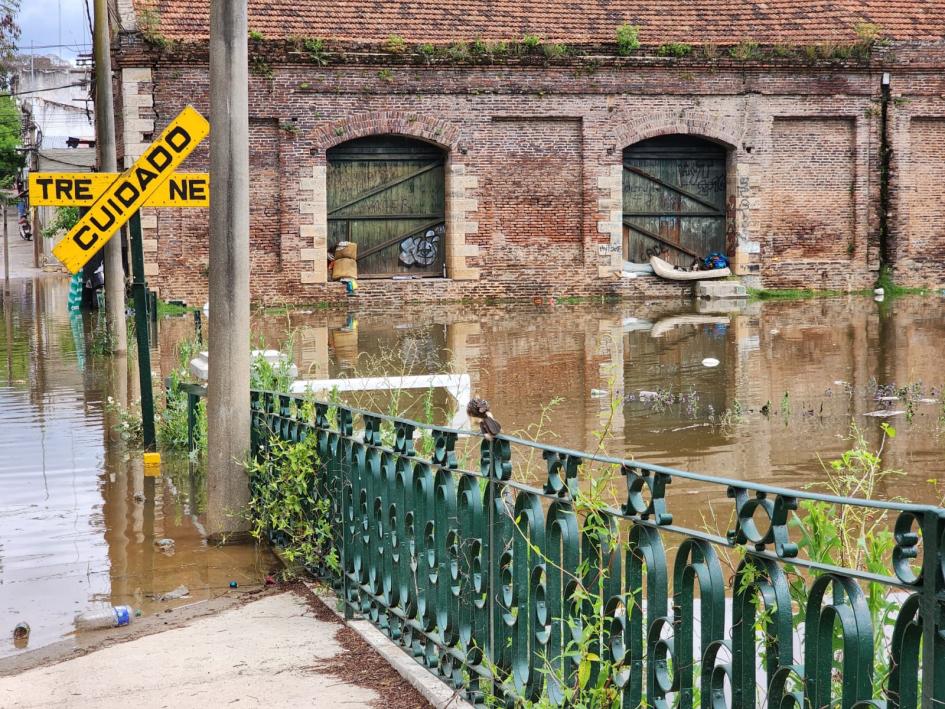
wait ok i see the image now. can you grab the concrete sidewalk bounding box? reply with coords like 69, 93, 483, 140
1, 211, 45, 280
0, 591, 427, 708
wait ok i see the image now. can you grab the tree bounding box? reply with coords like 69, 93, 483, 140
0, 1, 19, 86
0, 94, 22, 187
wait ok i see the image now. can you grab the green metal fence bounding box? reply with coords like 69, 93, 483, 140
249, 389, 945, 707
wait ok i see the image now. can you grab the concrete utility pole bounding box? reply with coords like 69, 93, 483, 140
2, 204, 8, 293
206, 0, 251, 539
93, 0, 128, 354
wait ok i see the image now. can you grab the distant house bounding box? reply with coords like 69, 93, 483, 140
110, 0, 945, 303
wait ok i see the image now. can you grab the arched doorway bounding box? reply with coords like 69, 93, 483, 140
622, 135, 728, 268
327, 135, 446, 278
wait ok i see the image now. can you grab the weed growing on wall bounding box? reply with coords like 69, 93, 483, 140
657, 42, 692, 57
302, 38, 329, 65
615, 24, 640, 55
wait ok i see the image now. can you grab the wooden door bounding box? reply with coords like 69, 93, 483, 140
327, 136, 446, 278
623, 135, 727, 268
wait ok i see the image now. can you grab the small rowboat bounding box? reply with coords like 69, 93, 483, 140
649, 255, 731, 281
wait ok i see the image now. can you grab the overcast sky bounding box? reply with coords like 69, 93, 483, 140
18, 0, 91, 62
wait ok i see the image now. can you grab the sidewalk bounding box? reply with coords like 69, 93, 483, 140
0, 211, 45, 280
0, 589, 430, 708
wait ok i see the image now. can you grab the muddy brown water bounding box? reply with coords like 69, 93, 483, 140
2, 276, 944, 658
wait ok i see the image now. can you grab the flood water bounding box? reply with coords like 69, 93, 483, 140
0, 278, 271, 661
2, 275, 944, 659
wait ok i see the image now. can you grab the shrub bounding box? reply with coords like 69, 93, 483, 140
615, 23, 640, 55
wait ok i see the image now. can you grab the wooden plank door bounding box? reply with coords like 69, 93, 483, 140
327, 136, 446, 278
622, 135, 727, 268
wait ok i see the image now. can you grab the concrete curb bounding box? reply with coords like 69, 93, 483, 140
304, 581, 475, 709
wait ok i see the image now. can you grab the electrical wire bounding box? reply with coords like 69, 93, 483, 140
7, 82, 90, 97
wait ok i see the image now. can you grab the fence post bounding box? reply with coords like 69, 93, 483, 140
921, 510, 944, 705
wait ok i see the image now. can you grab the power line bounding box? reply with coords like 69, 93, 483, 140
6, 82, 89, 97
18, 43, 92, 51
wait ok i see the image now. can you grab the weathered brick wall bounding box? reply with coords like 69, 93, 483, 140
114, 40, 945, 304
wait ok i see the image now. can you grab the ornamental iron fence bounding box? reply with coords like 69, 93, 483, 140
249, 390, 945, 708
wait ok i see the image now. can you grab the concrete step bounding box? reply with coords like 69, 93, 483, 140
695, 280, 747, 300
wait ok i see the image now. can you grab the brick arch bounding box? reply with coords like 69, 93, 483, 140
612, 111, 741, 152
311, 112, 462, 153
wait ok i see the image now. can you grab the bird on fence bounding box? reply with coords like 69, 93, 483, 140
467, 398, 502, 440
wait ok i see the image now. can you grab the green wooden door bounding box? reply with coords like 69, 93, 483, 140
327, 136, 446, 278
623, 136, 727, 268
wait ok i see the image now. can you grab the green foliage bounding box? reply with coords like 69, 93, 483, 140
446, 42, 471, 61
157, 336, 206, 453
248, 29, 264, 41
875, 264, 930, 297
852, 21, 885, 59
384, 34, 407, 53
657, 42, 692, 57
250, 335, 297, 392
542, 42, 569, 59
615, 24, 640, 55
748, 287, 848, 300
247, 434, 339, 572
302, 38, 329, 65
789, 423, 905, 696
155, 299, 194, 317
417, 42, 436, 60
522, 34, 542, 52
41, 206, 79, 240
0, 95, 22, 187
137, 8, 168, 48
105, 396, 143, 443
376, 68, 393, 81
249, 55, 273, 79
729, 40, 761, 61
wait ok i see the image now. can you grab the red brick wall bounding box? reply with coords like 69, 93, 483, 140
114, 40, 945, 304
767, 117, 856, 262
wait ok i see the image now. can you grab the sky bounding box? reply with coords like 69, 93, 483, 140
17, 0, 92, 63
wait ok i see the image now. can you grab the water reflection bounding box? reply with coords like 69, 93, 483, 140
0, 278, 269, 660
245, 295, 945, 510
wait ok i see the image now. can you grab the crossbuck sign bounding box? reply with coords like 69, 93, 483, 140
48, 105, 210, 274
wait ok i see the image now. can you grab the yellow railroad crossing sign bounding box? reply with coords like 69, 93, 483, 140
52, 105, 210, 274
30, 172, 209, 208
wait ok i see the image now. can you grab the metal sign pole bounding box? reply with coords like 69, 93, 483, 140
129, 211, 156, 450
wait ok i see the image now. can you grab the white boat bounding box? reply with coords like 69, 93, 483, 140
650, 255, 731, 281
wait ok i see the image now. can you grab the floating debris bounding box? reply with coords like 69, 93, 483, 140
154, 538, 175, 555
590, 389, 609, 398
702, 358, 720, 368
865, 410, 906, 418
154, 585, 190, 602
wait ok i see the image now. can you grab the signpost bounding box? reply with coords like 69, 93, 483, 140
29, 173, 210, 208
51, 106, 210, 275
37, 105, 211, 451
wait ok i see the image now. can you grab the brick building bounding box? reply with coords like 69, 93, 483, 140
110, 0, 945, 304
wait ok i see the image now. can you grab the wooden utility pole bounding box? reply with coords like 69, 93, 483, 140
206, 0, 251, 538
93, 0, 127, 354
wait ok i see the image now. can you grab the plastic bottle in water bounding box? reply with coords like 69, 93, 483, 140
75, 605, 135, 631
